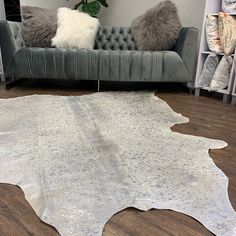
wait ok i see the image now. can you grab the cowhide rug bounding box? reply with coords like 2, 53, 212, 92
0, 92, 235, 236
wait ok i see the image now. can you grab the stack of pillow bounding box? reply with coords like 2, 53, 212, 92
206, 12, 236, 55
22, 6, 100, 50
199, 9, 236, 91
198, 53, 233, 91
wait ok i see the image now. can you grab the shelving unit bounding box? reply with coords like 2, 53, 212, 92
195, 0, 236, 103
232, 79, 236, 105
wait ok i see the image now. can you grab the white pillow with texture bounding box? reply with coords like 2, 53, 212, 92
52, 8, 100, 49
222, 0, 236, 13
206, 15, 223, 53
209, 55, 233, 91
219, 12, 236, 55
198, 53, 220, 88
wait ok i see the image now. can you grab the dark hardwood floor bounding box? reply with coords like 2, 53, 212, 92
0, 80, 235, 236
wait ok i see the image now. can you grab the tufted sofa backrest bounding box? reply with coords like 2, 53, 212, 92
4, 22, 137, 51
94, 26, 137, 51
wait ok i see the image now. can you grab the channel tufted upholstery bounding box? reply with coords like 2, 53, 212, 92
94, 27, 137, 51
7, 48, 189, 82
0, 20, 199, 86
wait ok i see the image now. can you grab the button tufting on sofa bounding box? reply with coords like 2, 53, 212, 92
94, 26, 138, 51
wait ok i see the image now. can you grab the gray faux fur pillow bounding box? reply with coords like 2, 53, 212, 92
131, 0, 182, 51
22, 6, 57, 48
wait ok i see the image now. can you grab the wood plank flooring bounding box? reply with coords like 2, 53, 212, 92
0, 80, 235, 236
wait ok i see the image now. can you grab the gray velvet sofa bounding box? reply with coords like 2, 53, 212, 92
0, 20, 198, 89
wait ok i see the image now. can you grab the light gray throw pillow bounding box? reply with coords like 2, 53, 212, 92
131, 0, 182, 51
209, 55, 233, 91
22, 6, 57, 48
198, 54, 220, 88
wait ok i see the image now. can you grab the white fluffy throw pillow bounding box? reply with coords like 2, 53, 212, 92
52, 8, 100, 49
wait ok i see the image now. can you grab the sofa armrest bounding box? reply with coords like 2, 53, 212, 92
0, 21, 25, 73
175, 27, 198, 81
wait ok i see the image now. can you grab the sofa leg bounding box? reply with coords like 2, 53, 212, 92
195, 88, 200, 96
97, 80, 100, 92
3, 77, 16, 90
231, 96, 236, 105
0, 74, 5, 83
223, 94, 231, 104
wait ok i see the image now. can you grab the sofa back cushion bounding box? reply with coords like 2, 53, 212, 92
22, 6, 57, 48
5, 22, 137, 51
131, 0, 182, 51
94, 27, 137, 50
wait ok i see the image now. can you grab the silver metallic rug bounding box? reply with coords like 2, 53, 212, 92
0, 92, 235, 236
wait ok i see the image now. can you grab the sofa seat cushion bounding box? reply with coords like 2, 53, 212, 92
6, 47, 190, 82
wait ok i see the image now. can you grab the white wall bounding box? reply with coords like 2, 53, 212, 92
99, 0, 206, 30
20, 0, 78, 10
0, 0, 6, 20
20, 0, 205, 30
